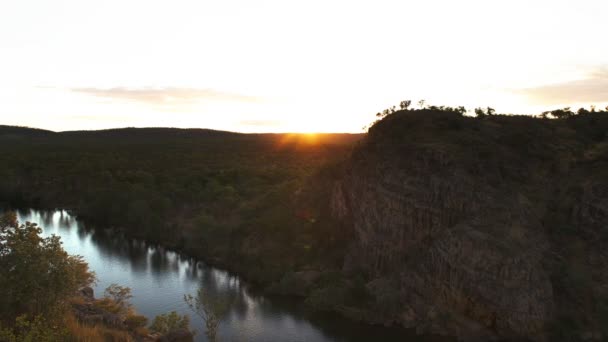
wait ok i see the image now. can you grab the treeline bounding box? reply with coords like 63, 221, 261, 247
376, 99, 608, 119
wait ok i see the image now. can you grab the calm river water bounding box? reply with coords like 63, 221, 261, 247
16, 209, 444, 342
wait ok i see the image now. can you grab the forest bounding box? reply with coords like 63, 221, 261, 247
0, 128, 361, 285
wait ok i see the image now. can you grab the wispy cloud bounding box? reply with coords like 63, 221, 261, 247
70, 87, 264, 105
516, 67, 608, 105
238, 119, 282, 127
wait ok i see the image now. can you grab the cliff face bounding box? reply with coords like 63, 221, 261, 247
331, 110, 608, 340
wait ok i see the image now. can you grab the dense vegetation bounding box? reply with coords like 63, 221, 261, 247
0, 212, 94, 340
0, 129, 360, 286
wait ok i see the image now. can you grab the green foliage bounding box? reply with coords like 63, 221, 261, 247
0, 212, 95, 320
0, 315, 68, 342
92, 284, 136, 318
103, 284, 133, 314
149, 311, 190, 335
0, 129, 359, 289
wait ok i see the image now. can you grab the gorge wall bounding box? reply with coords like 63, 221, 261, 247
330, 110, 608, 341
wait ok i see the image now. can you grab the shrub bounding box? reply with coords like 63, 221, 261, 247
150, 311, 190, 335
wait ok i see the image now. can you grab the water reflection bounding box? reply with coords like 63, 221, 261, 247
12, 209, 445, 342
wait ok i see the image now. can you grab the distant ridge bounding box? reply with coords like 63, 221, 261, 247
0, 125, 55, 135
0, 125, 362, 146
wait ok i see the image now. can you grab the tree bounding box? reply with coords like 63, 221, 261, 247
541, 107, 575, 119
399, 100, 412, 110
418, 99, 426, 109
474, 107, 495, 117
0, 213, 95, 320
103, 284, 133, 315
474, 107, 487, 117
0, 212, 94, 339
104, 284, 133, 308
184, 287, 234, 342
150, 311, 190, 335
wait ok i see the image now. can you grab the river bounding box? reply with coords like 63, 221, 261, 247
15, 209, 443, 342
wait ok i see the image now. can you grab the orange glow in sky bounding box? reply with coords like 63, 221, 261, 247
1, 0, 607, 132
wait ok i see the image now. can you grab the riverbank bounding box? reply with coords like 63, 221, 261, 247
12, 206, 406, 329
70, 286, 193, 342
12, 209, 431, 342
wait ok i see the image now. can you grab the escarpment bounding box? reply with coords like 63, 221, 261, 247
331, 109, 608, 340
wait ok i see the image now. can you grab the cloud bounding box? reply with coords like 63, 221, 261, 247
238, 119, 282, 127
517, 67, 608, 105
70, 87, 264, 105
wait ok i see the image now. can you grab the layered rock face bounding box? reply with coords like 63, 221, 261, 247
331, 110, 608, 340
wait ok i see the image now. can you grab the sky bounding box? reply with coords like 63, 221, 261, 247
1, 0, 607, 133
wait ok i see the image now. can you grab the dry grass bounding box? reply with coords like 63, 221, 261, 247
64, 311, 134, 342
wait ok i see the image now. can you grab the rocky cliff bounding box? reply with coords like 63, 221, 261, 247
330, 109, 608, 341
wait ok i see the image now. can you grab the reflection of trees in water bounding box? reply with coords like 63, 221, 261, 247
181, 258, 201, 281
39, 210, 54, 228
149, 246, 180, 276
199, 268, 250, 320
89, 231, 186, 277
76, 221, 89, 241
16, 209, 80, 236
89, 230, 149, 275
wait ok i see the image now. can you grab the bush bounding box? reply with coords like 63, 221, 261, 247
0, 315, 67, 342
150, 311, 190, 335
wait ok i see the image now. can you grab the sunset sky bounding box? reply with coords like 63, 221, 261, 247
1, 0, 607, 133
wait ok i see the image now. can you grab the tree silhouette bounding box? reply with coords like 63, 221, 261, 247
542, 107, 575, 119
400, 100, 412, 110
